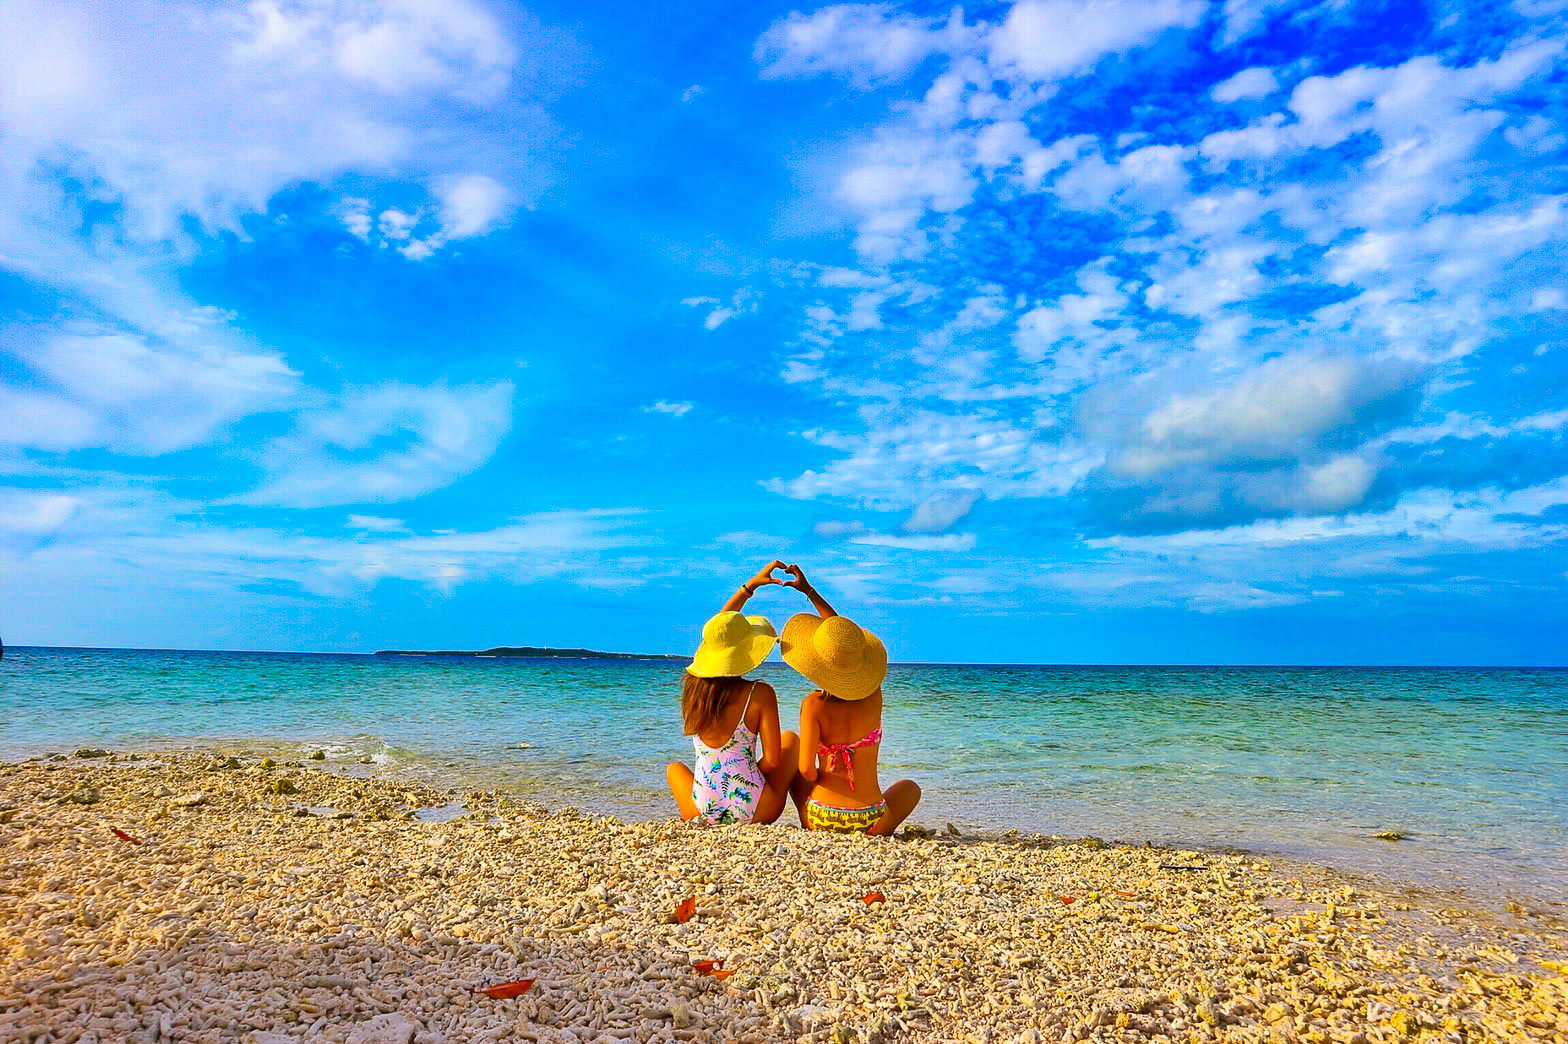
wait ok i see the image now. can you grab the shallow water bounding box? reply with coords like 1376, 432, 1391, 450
3, 647, 1565, 907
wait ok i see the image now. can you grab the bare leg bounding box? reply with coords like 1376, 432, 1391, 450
752, 731, 799, 825
665, 763, 699, 821
869, 779, 921, 836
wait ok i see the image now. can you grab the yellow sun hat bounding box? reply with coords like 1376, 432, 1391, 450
780, 613, 887, 701
686, 611, 778, 678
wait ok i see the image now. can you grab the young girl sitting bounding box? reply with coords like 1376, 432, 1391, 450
665, 562, 799, 825
782, 566, 921, 836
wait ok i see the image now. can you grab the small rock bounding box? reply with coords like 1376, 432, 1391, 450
259, 757, 277, 770
213, 756, 241, 769
309, 750, 327, 761
0, 809, 19, 823
172, 792, 207, 807
153, 785, 173, 798
346, 1013, 418, 1044
358, 754, 375, 764
73, 748, 110, 758
269, 779, 300, 795
945, 822, 961, 836
1372, 830, 1408, 842
65, 785, 101, 804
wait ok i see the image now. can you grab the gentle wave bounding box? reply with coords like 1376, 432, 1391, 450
2, 647, 1565, 907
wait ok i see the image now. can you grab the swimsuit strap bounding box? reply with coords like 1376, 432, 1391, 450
731, 680, 759, 743
817, 723, 882, 789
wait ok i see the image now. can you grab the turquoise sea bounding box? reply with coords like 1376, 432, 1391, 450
3, 647, 1565, 909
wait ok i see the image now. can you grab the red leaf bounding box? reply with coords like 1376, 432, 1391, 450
1059, 895, 1076, 905
694, 960, 735, 980
476, 978, 535, 999
861, 892, 886, 905
674, 897, 696, 924
110, 827, 144, 845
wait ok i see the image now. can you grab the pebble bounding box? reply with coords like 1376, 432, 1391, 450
1, 752, 1563, 1044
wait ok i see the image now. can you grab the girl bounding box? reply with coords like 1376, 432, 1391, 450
782, 565, 921, 836
666, 562, 799, 825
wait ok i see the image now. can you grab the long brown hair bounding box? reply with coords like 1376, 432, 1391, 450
682, 673, 745, 735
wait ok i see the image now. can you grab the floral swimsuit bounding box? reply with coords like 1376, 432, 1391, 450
691, 682, 766, 825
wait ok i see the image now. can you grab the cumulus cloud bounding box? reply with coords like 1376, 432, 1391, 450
748, 0, 1568, 606
0, 0, 525, 248
1211, 66, 1280, 102
342, 173, 515, 259
756, 3, 961, 86
242, 381, 515, 508
758, 1, 1203, 262
984, 0, 1204, 81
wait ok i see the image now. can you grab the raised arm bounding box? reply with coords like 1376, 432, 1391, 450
721, 560, 785, 613
782, 564, 837, 618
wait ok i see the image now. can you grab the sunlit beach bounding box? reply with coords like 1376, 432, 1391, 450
5, 0, 1568, 1041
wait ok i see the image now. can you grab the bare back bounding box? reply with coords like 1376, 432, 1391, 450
801, 688, 884, 806
696, 680, 768, 749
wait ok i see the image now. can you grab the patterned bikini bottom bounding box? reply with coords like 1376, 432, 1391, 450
804, 798, 888, 834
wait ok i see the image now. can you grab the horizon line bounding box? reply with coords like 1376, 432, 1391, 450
3, 644, 1565, 670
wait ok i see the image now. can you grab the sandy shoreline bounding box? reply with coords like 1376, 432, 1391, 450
2, 751, 1565, 1042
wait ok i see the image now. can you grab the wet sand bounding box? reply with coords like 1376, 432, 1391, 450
2, 751, 1565, 1042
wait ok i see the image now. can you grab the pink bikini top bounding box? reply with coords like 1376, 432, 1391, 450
817, 725, 882, 789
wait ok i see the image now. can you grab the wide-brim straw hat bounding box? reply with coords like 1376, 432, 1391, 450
687, 611, 778, 678
780, 613, 887, 701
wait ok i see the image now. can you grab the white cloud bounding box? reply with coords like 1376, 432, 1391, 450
1211, 66, 1279, 102
769, 406, 1095, 511
682, 289, 755, 329
0, 490, 80, 547
346, 515, 408, 533
348, 174, 515, 259
756, 4, 962, 86
1122, 356, 1397, 475
985, 0, 1204, 80
646, 400, 694, 417
1012, 257, 1135, 384
0, 0, 524, 248
1186, 581, 1307, 612
0, 0, 547, 488
1, 489, 653, 609
850, 531, 976, 551
436, 173, 512, 238
242, 381, 514, 508
379, 208, 420, 241
902, 490, 980, 533
0, 325, 300, 455
326, 0, 516, 99
1215, 0, 1302, 47
753, 9, 1568, 559
757, 2, 1202, 263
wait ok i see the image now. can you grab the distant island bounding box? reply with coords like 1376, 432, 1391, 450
374, 646, 684, 661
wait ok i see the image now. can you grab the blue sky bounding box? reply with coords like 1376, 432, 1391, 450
1, 0, 1566, 664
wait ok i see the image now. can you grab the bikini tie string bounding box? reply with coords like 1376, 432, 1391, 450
818, 743, 857, 788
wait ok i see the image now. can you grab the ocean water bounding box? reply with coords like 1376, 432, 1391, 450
2, 647, 1565, 908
